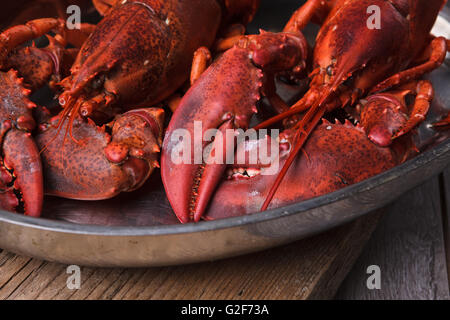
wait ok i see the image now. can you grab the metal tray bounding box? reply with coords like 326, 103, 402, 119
1, 1, 450, 267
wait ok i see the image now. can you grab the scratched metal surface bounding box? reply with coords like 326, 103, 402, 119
0, 1, 450, 267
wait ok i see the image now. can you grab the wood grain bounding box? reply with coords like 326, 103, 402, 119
336, 177, 450, 300
0, 212, 381, 300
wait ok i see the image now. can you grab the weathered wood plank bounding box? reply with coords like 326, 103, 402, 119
0, 212, 380, 300
336, 177, 450, 300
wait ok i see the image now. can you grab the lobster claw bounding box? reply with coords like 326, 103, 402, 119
104, 108, 165, 192
162, 48, 262, 223
36, 108, 164, 200
162, 31, 309, 223
0, 128, 43, 217
360, 93, 410, 147
0, 70, 43, 216
361, 81, 434, 147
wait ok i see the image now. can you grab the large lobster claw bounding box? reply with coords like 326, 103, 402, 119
0, 129, 43, 217
36, 108, 164, 200
162, 31, 308, 223
0, 70, 43, 216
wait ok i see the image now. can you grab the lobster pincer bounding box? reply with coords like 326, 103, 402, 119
0, 70, 43, 216
204, 119, 411, 220
36, 108, 164, 201
161, 31, 308, 223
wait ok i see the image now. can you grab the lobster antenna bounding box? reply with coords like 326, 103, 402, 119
66, 99, 82, 145
260, 76, 345, 211
260, 101, 326, 211
59, 99, 83, 174
39, 95, 81, 155
253, 102, 309, 130
39, 97, 74, 154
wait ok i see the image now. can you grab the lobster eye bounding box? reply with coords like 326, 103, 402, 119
91, 75, 105, 90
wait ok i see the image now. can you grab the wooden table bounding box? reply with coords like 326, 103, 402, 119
1, 167, 449, 300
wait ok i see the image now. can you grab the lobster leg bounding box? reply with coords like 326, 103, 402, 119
370, 37, 448, 93
433, 114, 450, 128
167, 93, 182, 112
168, 47, 214, 113
64, 23, 97, 49
190, 47, 212, 85
392, 81, 434, 139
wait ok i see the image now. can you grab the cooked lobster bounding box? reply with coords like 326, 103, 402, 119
162, 0, 449, 223
255, 0, 449, 211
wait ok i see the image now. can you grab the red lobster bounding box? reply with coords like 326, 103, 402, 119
0, 0, 259, 217
162, 0, 448, 222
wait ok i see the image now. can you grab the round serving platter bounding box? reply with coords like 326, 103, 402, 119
1, 0, 450, 267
